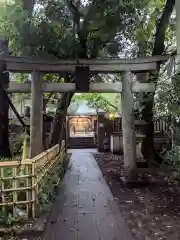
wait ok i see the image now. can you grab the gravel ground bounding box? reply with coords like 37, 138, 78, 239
94, 153, 180, 240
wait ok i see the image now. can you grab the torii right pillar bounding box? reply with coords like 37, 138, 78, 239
121, 71, 137, 182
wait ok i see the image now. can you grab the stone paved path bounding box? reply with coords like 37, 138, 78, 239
43, 149, 135, 240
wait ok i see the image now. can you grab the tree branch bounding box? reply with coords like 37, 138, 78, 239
90, 28, 117, 58
81, 0, 96, 35
99, 96, 119, 111
153, 0, 175, 56
67, 0, 87, 57
67, 0, 81, 33
16, 0, 35, 17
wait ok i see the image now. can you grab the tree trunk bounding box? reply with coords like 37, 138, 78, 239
135, 73, 155, 161
48, 92, 73, 147
141, 93, 155, 161
141, 0, 175, 162
0, 66, 11, 158
21, 0, 35, 17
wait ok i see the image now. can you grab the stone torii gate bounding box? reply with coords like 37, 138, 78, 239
0, 52, 169, 180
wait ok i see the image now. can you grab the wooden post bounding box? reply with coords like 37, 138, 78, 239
121, 71, 136, 181
65, 116, 69, 152
97, 113, 106, 152
30, 71, 43, 158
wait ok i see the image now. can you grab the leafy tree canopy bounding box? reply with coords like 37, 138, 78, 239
72, 93, 121, 113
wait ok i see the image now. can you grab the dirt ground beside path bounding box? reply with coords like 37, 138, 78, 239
93, 153, 180, 240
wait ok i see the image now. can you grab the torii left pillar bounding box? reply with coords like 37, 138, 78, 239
30, 71, 43, 158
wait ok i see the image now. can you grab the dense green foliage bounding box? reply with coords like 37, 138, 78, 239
72, 93, 121, 113
0, 0, 144, 57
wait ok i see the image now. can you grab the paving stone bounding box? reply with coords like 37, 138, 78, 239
55, 211, 78, 240
96, 212, 123, 240
43, 149, 135, 240
78, 189, 94, 214
92, 193, 112, 214
77, 213, 100, 240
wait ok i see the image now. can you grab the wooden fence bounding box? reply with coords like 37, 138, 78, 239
111, 117, 170, 134
0, 142, 65, 218
153, 117, 170, 133
112, 118, 122, 133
